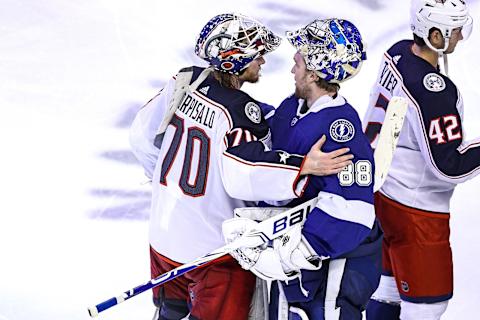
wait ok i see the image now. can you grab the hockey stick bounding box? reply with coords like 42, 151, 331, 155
87, 97, 408, 317
87, 198, 317, 317
157, 67, 212, 134
372, 96, 408, 191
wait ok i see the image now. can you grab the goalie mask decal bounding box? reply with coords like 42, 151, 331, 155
245, 102, 262, 124
329, 119, 355, 143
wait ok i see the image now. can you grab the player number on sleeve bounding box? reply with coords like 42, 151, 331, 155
338, 160, 372, 187
428, 115, 461, 145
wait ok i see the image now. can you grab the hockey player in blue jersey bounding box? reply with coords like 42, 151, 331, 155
223, 18, 382, 319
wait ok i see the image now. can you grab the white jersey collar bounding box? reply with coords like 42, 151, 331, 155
296, 94, 346, 117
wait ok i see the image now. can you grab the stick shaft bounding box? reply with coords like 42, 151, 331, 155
87, 199, 315, 317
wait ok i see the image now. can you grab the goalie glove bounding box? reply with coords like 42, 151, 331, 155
222, 216, 322, 282
273, 223, 323, 274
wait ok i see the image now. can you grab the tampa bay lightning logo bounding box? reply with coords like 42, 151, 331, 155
329, 119, 355, 142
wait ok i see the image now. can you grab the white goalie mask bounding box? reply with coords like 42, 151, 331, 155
410, 0, 473, 52
195, 13, 281, 75
286, 18, 367, 84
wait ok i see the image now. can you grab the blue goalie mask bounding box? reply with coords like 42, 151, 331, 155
286, 18, 367, 83
195, 13, 281, 75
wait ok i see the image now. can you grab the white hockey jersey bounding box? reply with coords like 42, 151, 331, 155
363, 40, 480, 213
130, 67, 307, 262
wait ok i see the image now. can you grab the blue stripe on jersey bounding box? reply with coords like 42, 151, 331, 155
303, 191, 375, 258
315, 191, 375, 228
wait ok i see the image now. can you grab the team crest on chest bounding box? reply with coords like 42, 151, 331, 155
423, 73, 445, 92
245, 102, 261, 124
329, 119, 355, 142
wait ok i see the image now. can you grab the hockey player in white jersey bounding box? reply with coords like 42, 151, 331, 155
223, 18, 382, 319
129, 13, 354, 320
363, 1, 477, 319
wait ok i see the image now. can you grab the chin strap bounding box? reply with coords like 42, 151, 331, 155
437, 53, 449, 76
423, 35, 450, 76
442, 54, 449, 76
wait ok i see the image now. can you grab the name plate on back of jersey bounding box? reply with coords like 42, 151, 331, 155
178, 92, 216, 129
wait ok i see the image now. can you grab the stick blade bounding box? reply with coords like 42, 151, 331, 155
373, 96, 408, 192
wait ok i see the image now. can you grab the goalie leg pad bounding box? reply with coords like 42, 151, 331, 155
248, 277, 269, 320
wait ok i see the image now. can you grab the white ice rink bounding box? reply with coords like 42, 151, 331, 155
1, 0, 479, 319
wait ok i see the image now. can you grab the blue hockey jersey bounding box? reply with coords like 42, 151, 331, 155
270, 94, 376, 260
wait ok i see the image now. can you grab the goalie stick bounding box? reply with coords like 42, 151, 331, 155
88, 198, 317, 317
373, 96, 408, 191
87, 96, 408, 318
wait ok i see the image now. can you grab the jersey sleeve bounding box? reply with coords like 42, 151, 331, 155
258, 101, 276, 127
129, 77, 175, 179
301, 110, 376, 259
218, 97, 308, 202
408, 75, 480, 183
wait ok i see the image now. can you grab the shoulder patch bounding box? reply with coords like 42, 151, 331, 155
245, 102, 262, 124
423, 73, 445, 92
329, 119, 355, 143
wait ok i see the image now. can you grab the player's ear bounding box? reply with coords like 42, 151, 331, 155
429, 29, 444, 48
308, 70, 318, 82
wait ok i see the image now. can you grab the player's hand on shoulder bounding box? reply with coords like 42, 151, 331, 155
301, 135, 353, 176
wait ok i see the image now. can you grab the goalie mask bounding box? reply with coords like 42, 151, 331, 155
410, 0, 473, 52
195, 13, 281, 75
286, 18, 367, 84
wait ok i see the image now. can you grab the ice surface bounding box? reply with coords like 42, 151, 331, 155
0, 1, 478, 319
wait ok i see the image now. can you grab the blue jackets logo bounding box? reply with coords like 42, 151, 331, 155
245, 102, 261, 124
423, 73, 445, 92
329, 119, 355, 142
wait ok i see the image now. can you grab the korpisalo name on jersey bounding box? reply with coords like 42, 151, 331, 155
178, 92, 216, 128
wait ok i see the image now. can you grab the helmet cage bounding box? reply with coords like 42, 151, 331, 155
286, 18, 367, 84
195, 13, 281, 75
